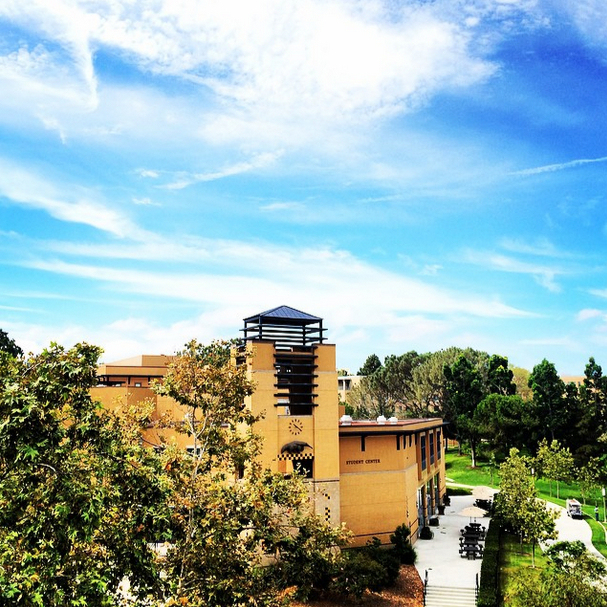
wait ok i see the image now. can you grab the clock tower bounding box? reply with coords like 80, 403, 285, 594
237, 306, 341, 526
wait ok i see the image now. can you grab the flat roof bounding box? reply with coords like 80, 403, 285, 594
339, 417, 445, 434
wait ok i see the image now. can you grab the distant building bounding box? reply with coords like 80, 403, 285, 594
93, 305, 446, 545
337, 374, 362, 403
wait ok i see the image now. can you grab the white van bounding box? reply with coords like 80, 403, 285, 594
566, 498, 583, 519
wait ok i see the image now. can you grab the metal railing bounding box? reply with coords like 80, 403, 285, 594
475, 572, 479, 604
423, 569, 429, 606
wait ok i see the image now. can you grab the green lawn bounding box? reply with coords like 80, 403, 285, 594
499, 532, 548, 605
444, 449, 500, 488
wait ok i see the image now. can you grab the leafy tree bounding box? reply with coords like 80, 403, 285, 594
411, 347, 488, 417
535, 439, 574, 499
475, 393, 527, 459
577, 457, 602, 505
575, 357, 607, 466
349, 351, 429, 418
511, 366, 533, 401
443, 354, 485, 466
0, 328, 22, 358
495, 448, 557, 567
487, 354, 516, 396
154, 340, 348, 606
357, 353, 382, 376
506, 540, 607, 607
528, 359, 573, 445
347, 376, 390, 419
0, 343, 170, 606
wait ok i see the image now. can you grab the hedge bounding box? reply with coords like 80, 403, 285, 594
477, 518, 501, 607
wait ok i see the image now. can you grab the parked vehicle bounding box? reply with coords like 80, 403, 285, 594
566, 498, 583, 519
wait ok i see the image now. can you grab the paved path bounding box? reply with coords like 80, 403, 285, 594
414, 495, 485, 590
544, 501, 604, 559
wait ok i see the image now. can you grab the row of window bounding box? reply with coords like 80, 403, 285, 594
420, 429, 442, 471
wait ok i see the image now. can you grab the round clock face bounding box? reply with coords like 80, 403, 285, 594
288, 419, 303, 435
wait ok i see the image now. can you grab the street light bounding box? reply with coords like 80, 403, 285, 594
602, 487, 606, 523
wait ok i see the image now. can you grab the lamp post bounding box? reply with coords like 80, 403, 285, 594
602, 487, 606, 523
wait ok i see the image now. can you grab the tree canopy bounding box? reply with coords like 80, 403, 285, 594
357, 353, 382, 376
0, 329, 22, 358
494, 448, 557, 567
0, 343, 171, 606
0, 340, 355, 606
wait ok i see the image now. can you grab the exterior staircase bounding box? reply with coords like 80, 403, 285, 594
424, 585, 476, 607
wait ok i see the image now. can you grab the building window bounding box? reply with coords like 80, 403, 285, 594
430, 432, 435, 466
420, 435, 427, 471
293, 458, 313, 479
437, 430, 442, 460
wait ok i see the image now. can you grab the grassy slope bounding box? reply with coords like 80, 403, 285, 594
499, 532, 549, 600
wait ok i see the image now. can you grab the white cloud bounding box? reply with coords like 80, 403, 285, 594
161, 151, 282, 190
554, 0, 607, 55
23, 237, 530, 324
576, 308, 605, 322
260, 202, 306, 212
0, 158, 150, 240
0, 1, 499, 146
462, 249, 565, 292
499, 237, 568, 258
510, 155, 607, 176
132, 197, 159, 206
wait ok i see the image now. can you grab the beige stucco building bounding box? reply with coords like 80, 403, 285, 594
93, 306, 446, 546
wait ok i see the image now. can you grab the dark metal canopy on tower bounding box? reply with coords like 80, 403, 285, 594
241, 305, 326, 347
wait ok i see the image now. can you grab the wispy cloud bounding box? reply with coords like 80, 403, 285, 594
22, 236, 531, 325
0, 1, 501, 151
132, 197, 160, 207
510, 155, 607, 176
499, 237, 573, 259
260, 202, 306, 212
462, 249, 564, 292
160, 152, 282, 190
0, 158, 150, 240
576, 308, 606, 322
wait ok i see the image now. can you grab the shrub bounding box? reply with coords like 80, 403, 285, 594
390, 524, 417, 564
331, 538, 401, 598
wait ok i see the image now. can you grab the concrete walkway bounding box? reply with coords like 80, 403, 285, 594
414, 492, 604, 594
544, 501, 604, 560
414, 494, 485, 590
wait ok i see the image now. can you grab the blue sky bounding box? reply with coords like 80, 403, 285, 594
2, 0, 607, 375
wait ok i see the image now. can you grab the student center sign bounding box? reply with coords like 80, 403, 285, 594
93, 306, 446, 546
